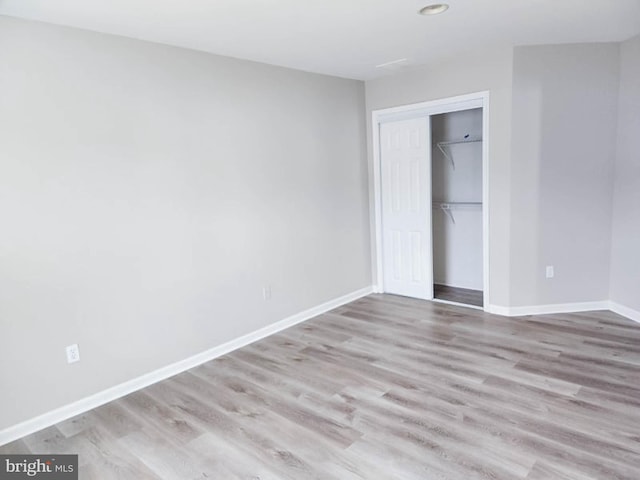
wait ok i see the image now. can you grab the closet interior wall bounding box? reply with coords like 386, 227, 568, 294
431, 108, 483, 303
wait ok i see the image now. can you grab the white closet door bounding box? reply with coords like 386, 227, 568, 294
380, 117, 433, 300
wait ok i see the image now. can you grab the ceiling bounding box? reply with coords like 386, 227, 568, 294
1, 0, 639, 80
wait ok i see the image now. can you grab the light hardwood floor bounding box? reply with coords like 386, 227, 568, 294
2, 294, 640, 479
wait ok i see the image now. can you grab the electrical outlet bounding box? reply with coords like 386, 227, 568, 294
262, 285, 272, 301
546, 266, 554, 279
66, 344, 80, 364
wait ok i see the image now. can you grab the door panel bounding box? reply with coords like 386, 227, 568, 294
380, 117, 433, 300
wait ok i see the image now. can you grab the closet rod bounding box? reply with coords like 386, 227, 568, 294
432, 202, 482, 209
436, 138, 482, 146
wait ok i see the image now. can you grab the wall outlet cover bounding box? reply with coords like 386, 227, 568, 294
66, 344, 80, 364
262, 286, 272, 301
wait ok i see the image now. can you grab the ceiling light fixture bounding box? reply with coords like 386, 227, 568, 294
418, 3, 449, 15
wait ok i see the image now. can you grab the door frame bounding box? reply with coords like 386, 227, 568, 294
371, 91, 491, 309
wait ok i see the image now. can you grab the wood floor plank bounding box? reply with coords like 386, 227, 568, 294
434, 284, 484, 307
2, 294, 639, 479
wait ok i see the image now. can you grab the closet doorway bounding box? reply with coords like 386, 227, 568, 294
431, 109, 483, 307
372, 92, 489, 310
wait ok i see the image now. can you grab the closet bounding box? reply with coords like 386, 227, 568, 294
377, 96, 486, 309
431, 108, 483, 307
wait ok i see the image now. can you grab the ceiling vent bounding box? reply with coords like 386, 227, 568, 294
375, 58, 411, 71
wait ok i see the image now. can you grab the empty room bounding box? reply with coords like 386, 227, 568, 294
1, 1, 639, 479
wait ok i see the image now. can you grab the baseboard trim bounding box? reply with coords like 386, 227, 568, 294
485, 304, 510, 316
486, 301, 610, 317
609, 301, 640, 324
0, 286, 373, 447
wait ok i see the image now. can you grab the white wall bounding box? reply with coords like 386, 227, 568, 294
509, 44, 620, 307
610, 34, 640, 314
432, 109, 483, 290
366, 48, 514, 307
0, 16, 371, 431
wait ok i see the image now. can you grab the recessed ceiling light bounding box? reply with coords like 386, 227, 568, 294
418, 3, 449, 15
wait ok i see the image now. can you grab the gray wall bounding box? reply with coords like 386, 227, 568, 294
0, 16, 371, 430
610, 34, 640, 312
365, 48, 514, 307
367, 43, 629, 310
510, 44, 620, 307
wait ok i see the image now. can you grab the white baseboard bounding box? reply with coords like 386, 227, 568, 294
486, 301, 610, 317
609, 301, 640, 324
485, 304, 510, 316
0, 286, 373, 447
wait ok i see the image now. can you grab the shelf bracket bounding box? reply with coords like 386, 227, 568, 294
440, 204, 456, 224
437, 143, 455, 170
